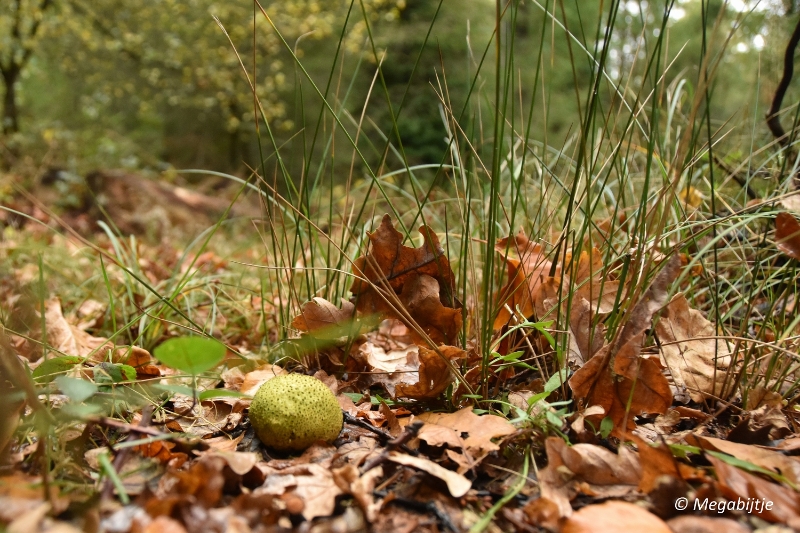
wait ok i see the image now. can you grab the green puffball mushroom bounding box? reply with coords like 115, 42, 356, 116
249, 374, 343, 451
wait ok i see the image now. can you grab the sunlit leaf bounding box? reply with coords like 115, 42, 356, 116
32, 356, 83, 383
153, 337, 226, 375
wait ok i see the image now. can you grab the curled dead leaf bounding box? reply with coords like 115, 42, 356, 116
386, 451, 471, 497
350, 214, 461, 345
656, 293, 732, 402
776, 212, 800, 260
291, 297, 355, 336
569, 254, 680, 437
493, 230, 552, 330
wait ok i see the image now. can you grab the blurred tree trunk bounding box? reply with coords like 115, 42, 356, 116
1, 0, 55, 134
1, 66, 20, 134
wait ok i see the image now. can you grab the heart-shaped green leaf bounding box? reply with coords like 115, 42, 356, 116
154, 337, 226, 375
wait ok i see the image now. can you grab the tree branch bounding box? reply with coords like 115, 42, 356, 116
767, 16, 800, 148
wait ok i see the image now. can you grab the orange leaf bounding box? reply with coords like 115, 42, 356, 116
291, 297, 355, 335
708, 455, 800, 527
569, 255, 679, 437
394, 345, 465, 399
776, 212, 800, 260
493, 230, 552, 330
562, 501, 671, 533
350, 215, 461, 344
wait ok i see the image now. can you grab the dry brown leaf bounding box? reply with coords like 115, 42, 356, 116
570, 248, 620, 316
416, 407, 516, 463
44, 298, 151, 367
656, 293, 732, 402
332, 464, 383, 522
561, 501, 671, 533
776, 212, 800, 260
689, 435, 800, 487
398, 274, 462, 344
350, 214, 461, 345
386, 451, 472, 497
708, 454, 800, 528
537, 437, 641, 507
666, 516, 750, 533
259, 462, 343, 521
291, 297, 355, 335
569, 254, 679, 437
493, 230, 552, 330
632, 435, 684, 493
360, 342, 417, 373
567, 297, 606, 365
239, 364, 286, 396
143, 516, 188, 533
395, 345, 465, 399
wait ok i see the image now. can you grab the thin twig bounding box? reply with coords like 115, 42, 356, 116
101, 406, 154, 502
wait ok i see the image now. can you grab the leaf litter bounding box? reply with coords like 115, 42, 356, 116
2, 212, 800, 533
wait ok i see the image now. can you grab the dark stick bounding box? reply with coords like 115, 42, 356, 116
343, 411, 417, 456
101, 406, 154, 502
767, 16, 800, 147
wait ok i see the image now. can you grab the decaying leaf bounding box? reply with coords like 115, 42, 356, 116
395, 345, 465, 399
291, 297, 355, 336
253, 461, 343, 521
708, 455, 800, 528
546, 437, 640, 496
44, 298, 152, 368
561, 501, 671, 533
667, 516, 750, 533
359, 343, 465, 400
775, 212, 800, 260
689, 435, 800, 487
332, 464, 384, 522
493, 230, 553, 330
656, 293, 732, 402
386, 451, 472, 497
350, 214, 461, 345
569, 254, 680, 437
416, 407, 516, 471
569, 248, 620, 316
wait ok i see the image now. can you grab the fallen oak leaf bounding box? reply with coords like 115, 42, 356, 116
561, 500, 671, 533
416, 407, 516, 471
44, 298, 152, 367
775, 212, 800, 260
656, 293, 733, 402
395, 345, 465, 400
667, 516, 751, 533
707, 454, 800, 528
687, 434, 800, 487
493, 230, 552, 330
332, 464, 384, 522
537, 437, 641, 502
569, 254, 680, 437
291, 297, 356, 337
386, 451, 472, 497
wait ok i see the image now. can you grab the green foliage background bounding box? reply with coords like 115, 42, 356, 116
0, 0, 795, 180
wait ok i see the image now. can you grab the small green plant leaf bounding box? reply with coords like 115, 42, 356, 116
32, 356, 83, 383
706, 450, 797, 490
153, 337, 226, 375
600, 416, 614, 439
544, 368, 569, 393
55, 376, 98, 402
93, 362, 136, 384
343, 392, 365, 403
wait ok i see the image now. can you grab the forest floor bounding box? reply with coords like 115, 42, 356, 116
1, 169, 800, 533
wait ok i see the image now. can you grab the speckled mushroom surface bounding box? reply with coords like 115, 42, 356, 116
248, 374, 343, 451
